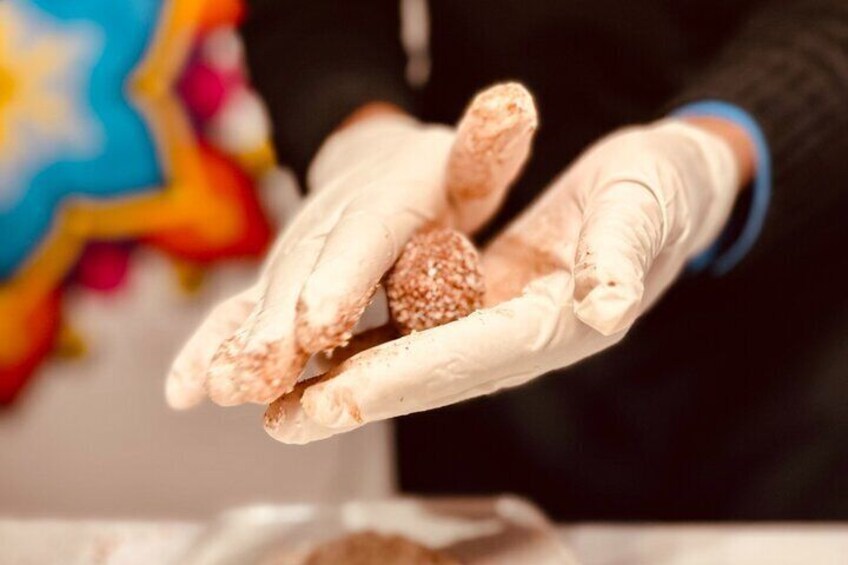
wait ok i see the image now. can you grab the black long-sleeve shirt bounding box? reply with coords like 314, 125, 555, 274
242, 0, 848, 520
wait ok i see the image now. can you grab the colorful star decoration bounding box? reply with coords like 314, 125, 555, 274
0, 0, 276, 403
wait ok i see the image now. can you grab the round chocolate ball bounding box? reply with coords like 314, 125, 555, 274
386, 227, 485, 335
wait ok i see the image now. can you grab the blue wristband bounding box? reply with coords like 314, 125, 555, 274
671, 101, 772, 276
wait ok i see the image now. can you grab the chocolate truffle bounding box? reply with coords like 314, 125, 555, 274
386, 227, 484, 335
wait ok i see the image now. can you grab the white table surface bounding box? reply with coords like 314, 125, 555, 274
2, 519, 847, 564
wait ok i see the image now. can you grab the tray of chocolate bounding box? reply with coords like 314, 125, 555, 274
180, 496, 578, 564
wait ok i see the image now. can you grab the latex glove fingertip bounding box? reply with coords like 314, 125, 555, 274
165, 369, 205, 410
301, 380, 365, 430
573, 278, 642, 336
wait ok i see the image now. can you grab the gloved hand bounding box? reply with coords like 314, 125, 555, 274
165, 83, 538, 410
264, 119, 744, 443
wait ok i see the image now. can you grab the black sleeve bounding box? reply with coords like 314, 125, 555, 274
672, 0, 848, 264
242, 0, 414, 178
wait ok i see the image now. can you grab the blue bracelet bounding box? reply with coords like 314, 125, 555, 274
671, 101, 772, 276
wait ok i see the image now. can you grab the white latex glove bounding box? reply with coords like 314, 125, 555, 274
165, 83, 538, 410
264, 120, 742, 444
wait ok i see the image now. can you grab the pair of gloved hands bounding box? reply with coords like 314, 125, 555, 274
166, 83, 744, 443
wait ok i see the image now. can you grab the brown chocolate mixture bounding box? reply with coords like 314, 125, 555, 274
386, 228, 484, 335
304, 532, 460, 565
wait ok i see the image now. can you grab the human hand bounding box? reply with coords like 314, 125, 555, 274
165, 83, 538, 411
266, 119, 745, 443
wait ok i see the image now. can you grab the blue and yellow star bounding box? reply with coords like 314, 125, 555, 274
0, 0, 273, 402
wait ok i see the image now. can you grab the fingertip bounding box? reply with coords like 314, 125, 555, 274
163, 289, 259, 409
301, 380, 364, 430
165, 371, 204, 410
468, 82, 538, 127
264, 388, 343, 444
210, 334, 309, 406
572, 280, 641, 336
263, 394, 296, 441
448, 82, 538, 233
571, 179, 665, 335
205, 333, 249, 406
